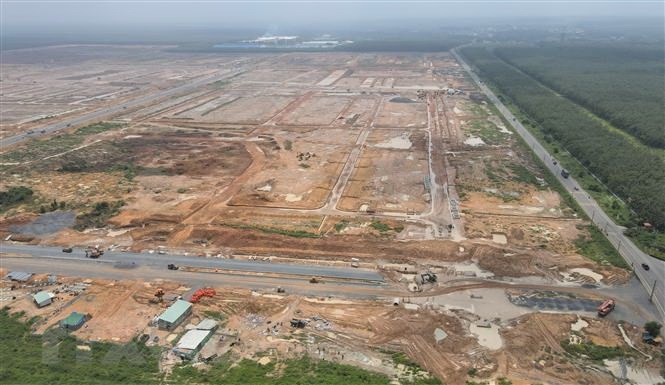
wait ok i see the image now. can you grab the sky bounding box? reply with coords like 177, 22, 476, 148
2, 1, 664, 32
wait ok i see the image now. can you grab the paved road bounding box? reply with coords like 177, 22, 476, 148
0, 243, 384, 282
0, 68, 244, 149
453, 49, 665, 319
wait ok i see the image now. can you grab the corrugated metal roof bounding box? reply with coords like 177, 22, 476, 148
63, 312, 85, 326
5, 271, 33, 282
158, 300, 192, 323
33, 291, 53, 304
196, 319, 218, 330
176, 329, 211, 350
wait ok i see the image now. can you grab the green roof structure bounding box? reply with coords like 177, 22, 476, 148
61, 312, 86, 329
158, 300, 192, 324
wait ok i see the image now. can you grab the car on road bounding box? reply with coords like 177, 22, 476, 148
62, 247, 73, 253
552, 160, 558, 165
167, 264, 179, 270
641, 263, 650, 271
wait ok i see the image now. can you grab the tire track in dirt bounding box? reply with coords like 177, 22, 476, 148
182, 141, 266, 225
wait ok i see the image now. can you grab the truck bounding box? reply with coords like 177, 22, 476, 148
561, 169, 570, 179
85, 246, 104, 259
597, 299, 615, 317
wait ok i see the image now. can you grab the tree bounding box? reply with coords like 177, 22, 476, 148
644, 321, 662, 337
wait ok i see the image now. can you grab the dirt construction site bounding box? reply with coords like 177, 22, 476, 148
1, 46, 664, 385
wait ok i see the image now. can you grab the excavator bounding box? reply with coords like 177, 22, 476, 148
149, 288, 165, 304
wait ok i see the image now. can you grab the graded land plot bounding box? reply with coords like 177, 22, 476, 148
0, 103, 84, 125
210, 95, 295, 124
236, 69, 310, 83
227, 127, 354, 209
278, 96, 352, 126
170, 93, 240, 121
374, 98, 428, 128
333, 97, 378, 127
338, 129, 429, 214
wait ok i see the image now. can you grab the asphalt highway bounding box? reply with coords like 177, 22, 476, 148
453, 49, 665, 319
0, 68, 244, 149
0, 243, 385, 282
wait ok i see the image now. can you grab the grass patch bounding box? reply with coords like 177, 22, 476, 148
223, 223, 320, 238
0, 307, 162, 384
574, 224, 628, 268
170, 355, 418, 385
561, 339, 626, 362
0, 186, 34, 212
334, 220, 349, 232
283, 140, 293, 151
74, 200, 125, 231
0, 122, 124, 166
625, 227, 665, 261
202, 310, 225, 321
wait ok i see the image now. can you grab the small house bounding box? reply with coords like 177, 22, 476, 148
33, 291, 55, 308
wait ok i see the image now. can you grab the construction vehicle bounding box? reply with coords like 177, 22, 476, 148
150, 288, 165, 304
190, 288, 216, 303
309, 277, 320, 284
167, 264, 179, 270
597, 299, 615, 317
85, 246, 104, 259
276, 287, 285, 293
62, 247, 73, 253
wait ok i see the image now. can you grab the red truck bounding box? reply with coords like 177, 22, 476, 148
597, 299, 615, 317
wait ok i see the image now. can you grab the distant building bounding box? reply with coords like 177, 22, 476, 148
157, 300, 192, 330
173, 329, 213, 359
4, 271, 33, 282
33, 291, 55, 308
61, 312, 86, 330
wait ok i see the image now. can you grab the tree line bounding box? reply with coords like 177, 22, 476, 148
493, 43, 665, 149
460, 46, 665, 231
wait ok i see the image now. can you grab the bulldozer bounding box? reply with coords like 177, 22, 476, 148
85, 245, 104, 259
149, 288, 165, 304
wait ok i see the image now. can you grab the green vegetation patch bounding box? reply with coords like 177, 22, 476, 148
0, 122, 124, 166
0, 308, 161, 385
561, 339, 626, 362
222, 223, 320, 238
171, 355, 426, 385
460, 47, 665, 232
370, 221, 404, 233
574, 224, 627, 268
0, 186, 34, 212
74, 200, 125, 231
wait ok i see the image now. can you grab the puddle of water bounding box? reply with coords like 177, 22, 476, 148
568, 268, 603, 283
604, 359, 665, 385
570, 317, 589, 332
464, 136, 485, 146
414, 288, 530, 321
470, 323, 503, 350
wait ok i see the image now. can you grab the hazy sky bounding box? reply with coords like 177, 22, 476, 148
3, 1, 664, 31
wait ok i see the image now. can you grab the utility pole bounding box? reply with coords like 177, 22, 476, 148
649, 280, 657, 303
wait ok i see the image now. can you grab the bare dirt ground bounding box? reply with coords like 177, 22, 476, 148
3, 272, 661, 385
0, 47, 635, 361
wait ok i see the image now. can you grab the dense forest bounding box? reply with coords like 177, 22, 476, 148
460, 46, 665, 232
492, 44, 665, 149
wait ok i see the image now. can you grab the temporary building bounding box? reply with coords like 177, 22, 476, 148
173, 329, 212, 359
157, 300, 192, 330
61, 312, 86, 330
33, 291, 55, 308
